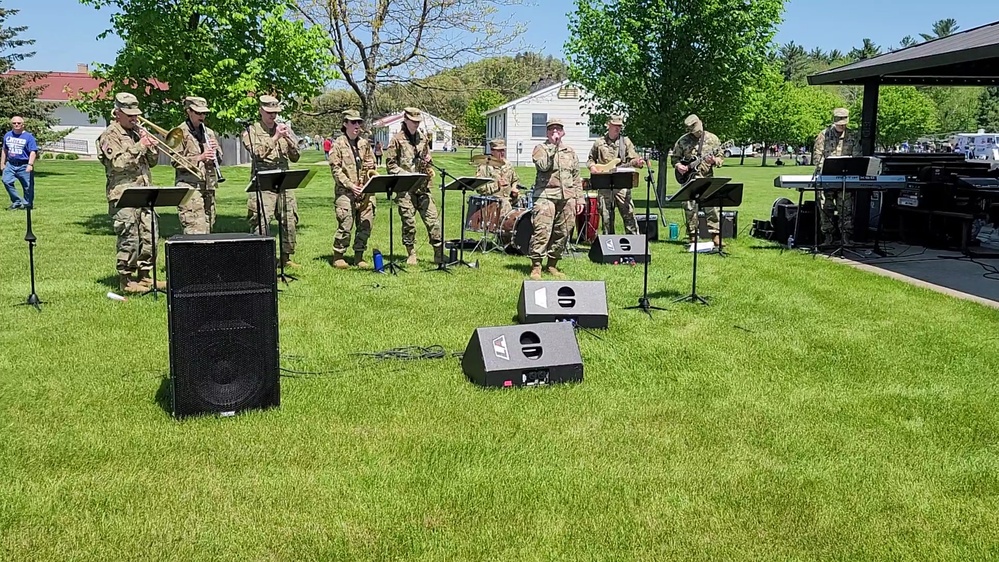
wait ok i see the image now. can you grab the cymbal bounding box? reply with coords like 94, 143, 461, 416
471, 154, 507, 167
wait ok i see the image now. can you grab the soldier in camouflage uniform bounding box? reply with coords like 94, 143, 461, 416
475, 138, 520, 219
813, 107, 863, 245
97, 93, 162, 294
328, 110, 376, 269
587, 115, 644, 234
528, 117, 584, 280
173, 96, 222, 235
386, 107, 443, 265
242, 95, 301, 268
671, 114, 723, 245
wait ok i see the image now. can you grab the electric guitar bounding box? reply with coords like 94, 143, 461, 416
674, 140, 733, 184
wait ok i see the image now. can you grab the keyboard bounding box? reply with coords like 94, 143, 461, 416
774, 175, 907, 190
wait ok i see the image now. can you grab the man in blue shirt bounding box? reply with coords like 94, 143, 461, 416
1, 116, 38, 210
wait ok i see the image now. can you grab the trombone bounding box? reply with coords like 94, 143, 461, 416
136, 116, 206, 182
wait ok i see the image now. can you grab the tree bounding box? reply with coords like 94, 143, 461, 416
75, 0, 334, 135
925, 87, 981, 134
898, 35, 919, 49
566, 0, 783, 189
978, 87, 999, 132
291, 0, 527, 121
290, 89, 362, 139
851, 86, 938, 150
463, 89, 506, 144
808, 47, 825, 62
0, 4, 63, 144
848, 38, 881, 61
920, 18, 959, 42
778, 41, 809, 82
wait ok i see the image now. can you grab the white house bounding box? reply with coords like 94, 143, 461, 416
371, 111, 454, 150
483, 79, 601, 167
8, 65, 108, 156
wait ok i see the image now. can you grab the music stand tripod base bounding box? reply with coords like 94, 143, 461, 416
115, 186, 192, 300
361, 172, 429, 275
666, 177, 731, 306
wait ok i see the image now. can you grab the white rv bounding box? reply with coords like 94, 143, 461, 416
954, 129, 999, 161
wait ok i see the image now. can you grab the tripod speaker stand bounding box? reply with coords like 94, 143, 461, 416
666, 176, 731, 305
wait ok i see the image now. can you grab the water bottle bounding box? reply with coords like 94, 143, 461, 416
372, 249, 384, 272
668, 223, 679, 240
449, 244, 458, 263
787, 235, 795, 248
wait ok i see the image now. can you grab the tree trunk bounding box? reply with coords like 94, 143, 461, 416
761, 142, 769, 166
740, 150, 746, 166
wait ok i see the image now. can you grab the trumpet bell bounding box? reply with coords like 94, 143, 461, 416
165, 127, 185, 149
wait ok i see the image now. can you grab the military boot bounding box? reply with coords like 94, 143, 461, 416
119, 274, 145, 294
821, 233, 835, 247
331, 252, 349, 269
712, 234, 721, 247
841, 231, 853, 246
136, 271, 166, 290
545, 259, 566, 279
406, 246, 419, 266
529, 261, 543, 280
281, 253, 301, 268
433, 245, 444, 264
354, 252, 369, 269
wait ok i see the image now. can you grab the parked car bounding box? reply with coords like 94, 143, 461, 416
723, 145, 756, 158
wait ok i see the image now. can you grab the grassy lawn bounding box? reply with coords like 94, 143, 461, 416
1, 151, 998, 561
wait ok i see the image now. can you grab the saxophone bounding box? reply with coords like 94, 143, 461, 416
359, 168, 377, 210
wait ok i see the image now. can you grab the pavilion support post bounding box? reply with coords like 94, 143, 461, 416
860, 80, 879, 156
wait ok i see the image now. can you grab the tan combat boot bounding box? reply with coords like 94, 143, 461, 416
712, 234, 721, 247
281, 253, 301, 268
405, 246, 418, 266
529, 261, 543, 280
354, 252, 369, 269
545, 259, 566, 279
119, 274, 145, 294
136, 270, 167, 290
433, 245, 444, 264
331, 252, 349, 269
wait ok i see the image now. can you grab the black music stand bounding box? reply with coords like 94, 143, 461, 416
820, 157, 869, 258
15, 207, 43, 311
440, 174, 491, 270
362, 173, 427, 275
589, 170, 639, 235
666, 177, 730, 305
116, 186, 192, 300
625, 157, 667, 317
248, 168, 316, 283
700, 182, 744, 257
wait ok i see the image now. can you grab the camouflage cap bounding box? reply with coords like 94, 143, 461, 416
114, 92, 142, 116
683, 114, 702, 131
607, 114, 624, 126
183, 96, 210, 113
342, 109, 363, 122
489, 138, 506, 150
833, 107, 849, 123
259, 95, 283, 113
403, 107, 424, 122
546, 117, 564, 128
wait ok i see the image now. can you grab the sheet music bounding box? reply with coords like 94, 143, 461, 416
615, 167, 636, 172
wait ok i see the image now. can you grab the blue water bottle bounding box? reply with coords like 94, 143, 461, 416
668, 223, 679, 240
373, 249, 385, 272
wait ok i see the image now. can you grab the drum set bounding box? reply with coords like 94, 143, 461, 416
465, 194, 534, 254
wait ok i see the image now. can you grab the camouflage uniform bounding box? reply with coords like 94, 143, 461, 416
242, 110, 300, 258
813, 108, 863, 242
174, 98, 222, 235
329, 129, 376, 260
587, 132, 640, 234
97, 96, 159, 291
671, 117, 722, 239
385, 108, 442, 261
529, 139, 582, 264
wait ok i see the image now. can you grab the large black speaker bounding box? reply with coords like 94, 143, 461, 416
588, 234, 650, 263
517, 280, 608, 329
166, 233, 280, 418
698, 210, 738, 239
461, 323, 583, 388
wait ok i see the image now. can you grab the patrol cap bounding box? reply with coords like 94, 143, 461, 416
684, 114, 702, 132
833, 107, 849, 123
114, 92, 142, 116
403, 107, 423, 122
183, 96, 210, 113
546, 117, 564, 128
489, 138, 506, 150
607, 114, 624, 126
342, 109, 363, 122
259, 95, 283, 113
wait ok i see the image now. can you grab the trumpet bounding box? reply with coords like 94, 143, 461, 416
202, 123, 226, 184
136, 116, 205, 182
275, 116, 309, 151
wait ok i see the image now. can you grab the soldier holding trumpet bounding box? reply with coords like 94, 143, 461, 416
328, 109, 376, 269
173, 96, 223, 234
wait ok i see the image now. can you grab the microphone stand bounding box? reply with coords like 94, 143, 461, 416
625, 150, 666, 317
244, 122, 268, 239
17, 206, 43, 311
432, 161, 477, 269
430, 161, 453, 273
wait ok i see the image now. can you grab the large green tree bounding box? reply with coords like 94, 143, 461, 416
566, 0, 783, 189
0, 4, 63, 144
851, 87, 938, 150
75, 0, 334, 135
926, 87, 981, 134
464, 90, 506, 144
979, 87, 999, 132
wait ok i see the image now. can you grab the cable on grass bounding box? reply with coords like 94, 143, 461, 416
355, 345, 462, 361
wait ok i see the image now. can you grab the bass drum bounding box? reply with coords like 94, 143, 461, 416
498, 208, 533, 255
574, 193, 600, 244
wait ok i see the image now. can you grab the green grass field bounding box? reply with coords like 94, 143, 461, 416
1, 151, 998, 561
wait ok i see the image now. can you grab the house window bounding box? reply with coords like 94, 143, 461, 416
436, 130, 445, 142
531, 113, 547, 138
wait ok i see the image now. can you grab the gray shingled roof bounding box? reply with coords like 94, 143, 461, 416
808, 20, 999, 86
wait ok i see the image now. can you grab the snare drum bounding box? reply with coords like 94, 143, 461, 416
466, 195, 502, 233
498, 208, 533, 255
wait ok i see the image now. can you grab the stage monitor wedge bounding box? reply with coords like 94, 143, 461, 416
166, 233, 280, 419
461, 323, 583, 388
588, 234, 650, 264
517, 280, 608, 329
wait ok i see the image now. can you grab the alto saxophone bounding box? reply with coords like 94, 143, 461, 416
359, 168, 378, 210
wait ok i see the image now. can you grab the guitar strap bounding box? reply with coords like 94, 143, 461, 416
617, 136, 627, 162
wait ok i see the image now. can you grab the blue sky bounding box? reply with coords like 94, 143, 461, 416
7, 0, 997, 72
